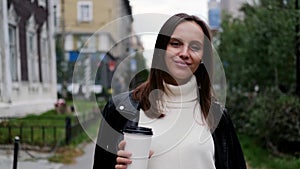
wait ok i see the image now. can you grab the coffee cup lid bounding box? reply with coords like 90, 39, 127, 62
124, 126, 153, 135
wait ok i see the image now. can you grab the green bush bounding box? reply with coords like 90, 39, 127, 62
227, 88, 300, 155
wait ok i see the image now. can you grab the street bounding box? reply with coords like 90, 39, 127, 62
0, 142, 95, 169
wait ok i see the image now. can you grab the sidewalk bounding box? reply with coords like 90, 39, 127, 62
0, 142, 95, 169
0, 148, 62, 169
59, 142, 95, 169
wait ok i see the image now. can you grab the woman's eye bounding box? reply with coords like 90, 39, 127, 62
189, 42, 202, 51
190, 45, 201, 51
169, 41, 182, 48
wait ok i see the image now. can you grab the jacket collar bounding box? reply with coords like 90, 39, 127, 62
112, 92, 140, 122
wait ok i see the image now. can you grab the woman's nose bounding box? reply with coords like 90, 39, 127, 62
179, 45, 189, 58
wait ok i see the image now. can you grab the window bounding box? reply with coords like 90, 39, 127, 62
9, 25, 18, 82
77, 1, 93, 22
27, 32, 39, 83
41, 38, 50, 83
77, 34, 96, 49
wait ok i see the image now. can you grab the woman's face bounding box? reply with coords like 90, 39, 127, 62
165, 21, 204, 85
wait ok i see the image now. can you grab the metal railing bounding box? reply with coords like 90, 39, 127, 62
0, 112, 99, 148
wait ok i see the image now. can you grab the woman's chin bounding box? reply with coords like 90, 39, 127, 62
171, 74, 193, 84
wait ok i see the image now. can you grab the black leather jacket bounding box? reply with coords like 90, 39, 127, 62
93, 92, 247, 169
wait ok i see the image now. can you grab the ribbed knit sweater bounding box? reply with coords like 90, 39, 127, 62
139, 75, 215, 169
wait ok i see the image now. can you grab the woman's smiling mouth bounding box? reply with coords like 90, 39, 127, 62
174, 59, 191, 68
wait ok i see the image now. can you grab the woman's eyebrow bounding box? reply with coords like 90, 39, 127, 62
169, 37, 182, 42
170, 37, 203, 45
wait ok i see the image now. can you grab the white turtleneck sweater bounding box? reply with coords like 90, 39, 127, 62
139, 76, 216, 169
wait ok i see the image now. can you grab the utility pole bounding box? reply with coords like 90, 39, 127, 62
296, 0, 300, 96
60, 0, 68, 99
61, 0, 65, 49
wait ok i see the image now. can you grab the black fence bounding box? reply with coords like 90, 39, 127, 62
0, 112, 99, 148
0, 124, 62, 145
66, 112, 99, 144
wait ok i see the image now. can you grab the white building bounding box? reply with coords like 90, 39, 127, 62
0, 0, 57, 117
220, 0, 258, 18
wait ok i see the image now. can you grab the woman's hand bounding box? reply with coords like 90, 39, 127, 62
115, 140, 132, 169
115, 140, 154, 169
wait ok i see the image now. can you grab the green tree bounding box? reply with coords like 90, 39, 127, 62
56, 35, 67, 84
218, 0, 297, 93
217, 0, 300, 155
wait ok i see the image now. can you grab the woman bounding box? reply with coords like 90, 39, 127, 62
93, 13, 247, 169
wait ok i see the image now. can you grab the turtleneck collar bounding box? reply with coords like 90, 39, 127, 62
163, 75, 198, 103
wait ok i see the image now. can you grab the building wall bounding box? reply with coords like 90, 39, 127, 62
58, 0, 132, 55
55, 0, 133, 97
63, 0, 116, 33
0, 0, 57, 117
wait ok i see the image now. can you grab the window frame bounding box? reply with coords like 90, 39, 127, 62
8, 24, 19, 82
26, 16, 39, 83
77, 1, 93, 22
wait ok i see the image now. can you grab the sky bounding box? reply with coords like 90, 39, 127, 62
129, 0, 209, 67
129, 0, 209, 20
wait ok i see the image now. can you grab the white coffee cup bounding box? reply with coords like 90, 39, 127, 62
123, 126, 153, 169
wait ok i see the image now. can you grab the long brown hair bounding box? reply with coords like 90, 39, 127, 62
132, 13, 214, 121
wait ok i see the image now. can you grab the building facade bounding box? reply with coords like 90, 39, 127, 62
220, 0, 257, 18
0, 0, 57, 116
53, 0, 133, 98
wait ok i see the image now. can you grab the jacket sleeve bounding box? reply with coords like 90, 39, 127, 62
93, 99, 119, 169
213, 108, 247, 169
93, 94, 139, 169
93, 99, 134, 169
